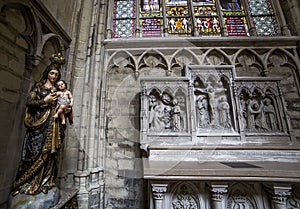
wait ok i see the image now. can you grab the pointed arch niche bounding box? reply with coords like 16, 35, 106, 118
266, 49, 300, 97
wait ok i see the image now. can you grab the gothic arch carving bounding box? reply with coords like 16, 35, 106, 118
170, 49, 200, 76
40, 34, 65, 58
234, 49, 266, 77
0, 1, 69, 68
169, 182, 202, 209
266, 48, 299, 68
0, 2, 41, 60
227, 183, 259, 209
203, 48, 232, 65
138, 49, 168, 76
107, 50, 136, 74
266, 48, 300, 95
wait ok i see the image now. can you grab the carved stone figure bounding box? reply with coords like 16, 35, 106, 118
163, 106, 172, 130
239, 96, 247, 130
263, 98, 277, 130
217, 96, 231, 128
149, 94, 158, 129
172, 99, 183, 131
195, 81, 226, 125
246, 99, 257, 130
196, 95, 210, 127
149, 98, 165, 131
246, 99, 269, 131
148, 92, 187, 132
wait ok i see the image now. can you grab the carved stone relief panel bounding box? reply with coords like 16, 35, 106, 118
140, 65, 294, 146
227, 190, 257, 209
140, 77, 190, 142
171, 183, 200, 209
234, 78, 293, 141
187, 65, 238, 135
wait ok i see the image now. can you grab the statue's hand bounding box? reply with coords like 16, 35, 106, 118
44, 92, 58, 104
64, 107, 72, 114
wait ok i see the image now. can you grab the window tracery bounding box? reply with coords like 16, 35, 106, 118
111, 0, 284, 38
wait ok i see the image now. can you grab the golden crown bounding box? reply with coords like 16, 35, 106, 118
49, 53, 65, 68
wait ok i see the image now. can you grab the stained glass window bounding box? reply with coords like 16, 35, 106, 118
140, 0, 163, 37
166, 0, 192, 35
193, 0, 220, 36
113, 0, 136, 38
246, 0, 279, 36
221, 0, 248, 36
111, 0, 283, 38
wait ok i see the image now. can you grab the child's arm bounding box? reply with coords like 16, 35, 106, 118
68, 90, 74, 106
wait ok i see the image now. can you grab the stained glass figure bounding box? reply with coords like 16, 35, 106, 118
166, 0, 191, 34
193, 0, 220, 36
141, 0, 160, 12
220, 0, 242, 10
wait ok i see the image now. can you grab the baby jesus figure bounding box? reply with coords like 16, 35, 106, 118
53, 80, 74, 125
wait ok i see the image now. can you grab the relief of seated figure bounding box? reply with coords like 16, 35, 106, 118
148, 92, 185, 132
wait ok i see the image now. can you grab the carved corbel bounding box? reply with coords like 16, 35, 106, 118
26, 54, 42, 70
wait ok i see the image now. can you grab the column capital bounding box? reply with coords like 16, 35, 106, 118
272, 186, 292, 205
152, 184, 168, 200
264, 184, 292, 206
209, 184, 228, 202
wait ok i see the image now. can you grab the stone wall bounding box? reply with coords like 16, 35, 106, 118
279, 0, 300, 35
0, 15, 28, 203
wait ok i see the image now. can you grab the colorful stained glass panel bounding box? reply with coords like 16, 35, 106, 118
194, 5, 217, 16
252, 16, 278, 35
224, 17, 248, 36
193, 0, 214, 5
141, 0, 160, 12
140, 18, 162, 37
114, 0, 136, 18
166, 5, 189, 16
168, 17, 191, 33
165, 0, 187, 5
220, 0, 242, 10
113, 19, 136, 38
247, 0, 273, 15
195, 17, 221, 35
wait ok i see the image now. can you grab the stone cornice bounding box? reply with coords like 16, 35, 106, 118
104, 36, 300, 50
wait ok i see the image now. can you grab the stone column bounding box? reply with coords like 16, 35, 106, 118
152, 184, 168, 209
270, 186, 291, 209
209, 184, 228, 209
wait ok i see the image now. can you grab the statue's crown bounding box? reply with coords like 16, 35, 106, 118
49, 53, 65, 69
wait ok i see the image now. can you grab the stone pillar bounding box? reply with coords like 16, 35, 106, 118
151, 184, 168, 209
270, 186, 291, 209
74, 171, 90, 208
209, 184, 228, 209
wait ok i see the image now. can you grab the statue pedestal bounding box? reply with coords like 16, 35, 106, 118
8, 187, 60, 209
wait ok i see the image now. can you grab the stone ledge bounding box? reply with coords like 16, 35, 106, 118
143, 159, 300, 183
51, 189, 78, 209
